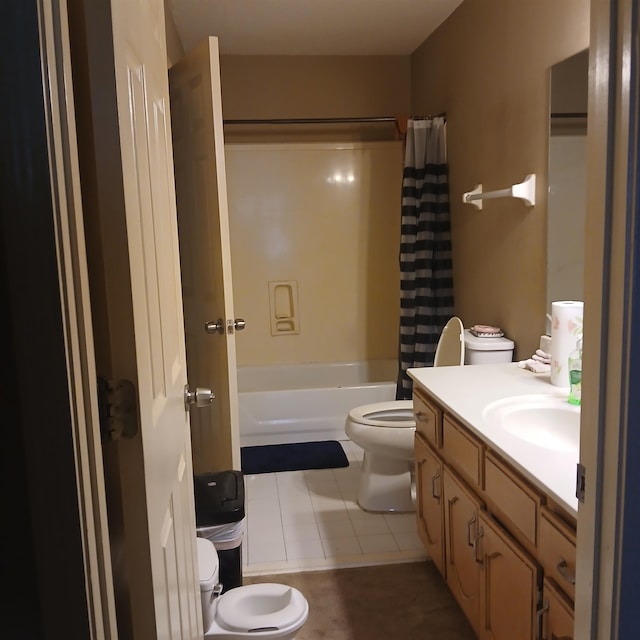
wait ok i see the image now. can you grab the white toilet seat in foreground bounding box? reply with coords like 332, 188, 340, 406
197, 537, 309, 639
217, 584, 309, 633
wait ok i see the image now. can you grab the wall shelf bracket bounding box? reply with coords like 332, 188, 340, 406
462, 173, 536, 210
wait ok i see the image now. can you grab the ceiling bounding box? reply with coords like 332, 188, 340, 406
167, 0, 464, 56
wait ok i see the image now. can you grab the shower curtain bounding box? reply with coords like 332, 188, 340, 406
396, 117, 454, 399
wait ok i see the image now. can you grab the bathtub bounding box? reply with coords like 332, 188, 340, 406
237, 361, 397, 447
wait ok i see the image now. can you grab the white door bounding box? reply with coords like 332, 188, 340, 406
70, 0, 202, 637
169, 37, 241, 473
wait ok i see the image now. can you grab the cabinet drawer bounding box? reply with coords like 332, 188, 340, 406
484, 452, 542, 548
413, 389, 442, 449
539, 508, 577, 601
541, 577, 574, 640
442, 415, 482, 489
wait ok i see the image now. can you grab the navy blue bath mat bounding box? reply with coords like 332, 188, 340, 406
241, 440, 349, 475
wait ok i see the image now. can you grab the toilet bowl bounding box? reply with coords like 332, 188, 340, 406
197, 537, 309, 639
344, 318, 516, 514
344, 317, 465, 512
344, 400, 416, 512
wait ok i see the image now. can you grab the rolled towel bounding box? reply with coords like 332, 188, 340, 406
535, 349, 552, 361
518, 358, 551, 374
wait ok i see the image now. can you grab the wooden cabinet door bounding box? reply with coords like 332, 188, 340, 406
541, 578, 575, 640
478, 512, 540, 640
443, 466, 482, 635
415, 434, 445, 576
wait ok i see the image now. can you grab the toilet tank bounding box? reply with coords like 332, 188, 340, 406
464, 330, 515, 365
197, 537, 220, 632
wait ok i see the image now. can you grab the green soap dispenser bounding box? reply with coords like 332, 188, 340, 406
568, 336, 583, 406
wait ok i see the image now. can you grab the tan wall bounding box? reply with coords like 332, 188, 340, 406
219, 55, 411, 119
411, 0, 590, 359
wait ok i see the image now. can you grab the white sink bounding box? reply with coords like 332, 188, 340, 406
482, 394, 580, 453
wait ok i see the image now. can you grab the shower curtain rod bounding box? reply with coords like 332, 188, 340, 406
223, 114, 446, 126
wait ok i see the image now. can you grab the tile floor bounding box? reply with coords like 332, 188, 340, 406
242, 439, 427, 576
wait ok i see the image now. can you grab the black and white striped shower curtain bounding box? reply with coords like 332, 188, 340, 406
396, 117, 454, 399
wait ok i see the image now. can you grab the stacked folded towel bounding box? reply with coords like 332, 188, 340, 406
518, 349, 552, 373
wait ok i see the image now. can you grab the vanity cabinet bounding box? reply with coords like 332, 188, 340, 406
415, 435, 445, 576
478, 512, 540, 640
413, 384, 577, 640
443, 466, 482, 635
540, 578, 575, 640
538, 508, 576, 601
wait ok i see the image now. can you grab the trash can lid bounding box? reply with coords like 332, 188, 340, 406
194, 470, 245, 526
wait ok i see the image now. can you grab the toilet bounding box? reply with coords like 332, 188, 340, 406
345, 400, 416, 512
197, 537, 309, 639
345, 318, 515, 512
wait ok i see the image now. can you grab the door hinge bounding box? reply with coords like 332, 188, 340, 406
97, 377, 138, 441
576, 462, 586, 502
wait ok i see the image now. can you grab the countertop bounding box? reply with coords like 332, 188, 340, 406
407, 362, 579, 516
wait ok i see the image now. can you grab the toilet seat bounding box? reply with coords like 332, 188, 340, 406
216, 583, 309, 633
197, 537, 309, 638
348, 400, 415, 427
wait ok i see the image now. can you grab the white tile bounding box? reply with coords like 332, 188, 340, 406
393, 530, 425, 552
357, 534, 400, 554
383, 513, 419, 534
282, 523, 321, 543
247, 528, 286, 564
245, 473, 277, 490
321, 535, 363, 557
280, 510, 318, 526
313, 509, 351, 524
340, 440, 364, 463
242, 443, 429, 573
307, 481, 342, 500
247, 508, 282, 530
275, 471, 309, 494
337, 485, 359, 504
278, 493, 314, 512
285, 537, 326, 561
304, 468, 337, 483
350, 516, 391, 536
310, 494, 348, 513
316, 518, 356, 540
245, 475, 278, 502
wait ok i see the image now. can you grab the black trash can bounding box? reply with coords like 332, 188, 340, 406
193, 470, 245, 592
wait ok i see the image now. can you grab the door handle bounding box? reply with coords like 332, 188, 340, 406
205, 319, 224, 334
184, 386, 215, 411
205, 318, 246, 334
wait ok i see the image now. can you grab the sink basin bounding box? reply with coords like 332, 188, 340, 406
482, 394, 580, 452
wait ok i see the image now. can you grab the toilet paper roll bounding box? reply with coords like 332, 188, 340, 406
550, 301, 584, 387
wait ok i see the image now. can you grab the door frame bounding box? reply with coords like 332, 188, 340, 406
575, 0, 639, 637
2, 0, 117, 637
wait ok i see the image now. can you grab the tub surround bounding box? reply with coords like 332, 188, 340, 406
408, 362, 579, 515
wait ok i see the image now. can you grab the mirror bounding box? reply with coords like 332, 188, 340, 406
547, 49, 589, 313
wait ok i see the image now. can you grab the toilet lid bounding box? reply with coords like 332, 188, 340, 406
196, 537, 219, 591
348, 401, 415, 428
216, 583, 309, 633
